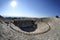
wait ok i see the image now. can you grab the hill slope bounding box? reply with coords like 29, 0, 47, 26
0, 17, 60, 40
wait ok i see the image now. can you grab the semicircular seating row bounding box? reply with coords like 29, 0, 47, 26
13, 20, 37, 32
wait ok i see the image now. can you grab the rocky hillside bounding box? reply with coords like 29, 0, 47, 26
0, 17, 60, 40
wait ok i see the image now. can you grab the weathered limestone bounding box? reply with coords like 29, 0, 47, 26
0, 18, 60, 40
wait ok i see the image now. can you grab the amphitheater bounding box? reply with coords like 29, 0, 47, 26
0, 17, 60, 40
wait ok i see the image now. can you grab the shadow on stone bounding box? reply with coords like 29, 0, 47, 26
13, 20, 37, 32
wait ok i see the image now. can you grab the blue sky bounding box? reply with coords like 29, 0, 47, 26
0, 0, 60, 18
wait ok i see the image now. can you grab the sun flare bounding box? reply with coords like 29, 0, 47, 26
10, 1, 17, 7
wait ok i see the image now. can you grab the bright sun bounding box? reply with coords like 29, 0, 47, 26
10, 1, 17, 7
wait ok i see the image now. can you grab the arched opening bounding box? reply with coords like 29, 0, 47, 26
13, 20, 37, 32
